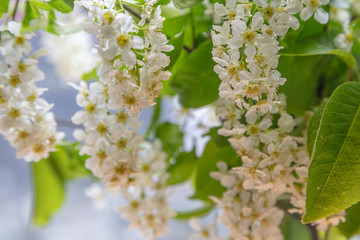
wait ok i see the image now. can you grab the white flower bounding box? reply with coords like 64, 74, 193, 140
300, 0, 330, 24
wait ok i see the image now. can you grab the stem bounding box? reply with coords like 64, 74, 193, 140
12, 0, 19, 20
309, 224, 319, 240
183, 45, 192, 53
190, 9, 196, 50
324, 226, 331, 240
123, 5, 141, 20
56, 119, 78, 129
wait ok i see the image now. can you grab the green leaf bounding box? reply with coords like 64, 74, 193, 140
280, 32, 357, 67
173, 0, 202, 9
192, 139, 239, 201
175, 204, 214, 220
32, 143, 90, 226
0, 0, 9, 18
206, 127, 229, 147
165, 32, 185, 71
170, 40, 220, 108
32, 159, 65, 226
82, 68, 99, 82
155, 122, 183, 158
338, 202, 360, 238
307, 103, 326, 157
280, 214, 312, 240
278, 56, 323, 116
166, 150, 198, 185
163, 14, 190, 38
303, 82, 360, 223
48, 0, 73, 13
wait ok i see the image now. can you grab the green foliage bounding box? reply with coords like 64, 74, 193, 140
163, 14, 190, 38
206, 127, 229, 147
155, 122, 183, 158
32, 157, 65, 226
32, 143, 89, 226
174, 204, 214, 220
338, 202, 360, 238
82, 68, 99, 82
303, 82, 360, 223
280, 32, 357, 67
170, 40, 220, 108
307, 103, 325, 157
278, 56, 323, 116
47, 0, 73, 13
0, 0, 9, 18
165, 32, 185, 71
173, 0, 202, 9
280, 214, 312, 240
192, 139, 239, 201
167, 150, 198, 185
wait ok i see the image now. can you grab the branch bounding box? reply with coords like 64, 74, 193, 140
123, 5, 141, 20
56, 119, 78, 129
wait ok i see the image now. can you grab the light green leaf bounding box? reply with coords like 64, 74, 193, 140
32, 159, 65, 226
82, 68, 99, 82
192, 139, 239, 201
307, 103, 326, 157
278, 56, 323, 116
170, 40, 220, 108
0, 0, 9, 18
32, 143, 90, 226
175, 204, 214, 220
173, 0, 202, 9
166, 150, 198, 185
48, 0, 73, 13
280, 33, 357, 67
338, 202, 360, 238
303, 82, 360, 223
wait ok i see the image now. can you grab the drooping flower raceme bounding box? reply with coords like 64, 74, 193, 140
71, 81, 174, 239
0, 21, 63, 162
76, 0, 173, 118
71, 1, 174, 238
203, 0, 344, 239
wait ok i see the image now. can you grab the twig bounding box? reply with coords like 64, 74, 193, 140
56, 119, 78, 129
123, 5, 141, 20
324, 226, 331, 240
12, 0, 19, 20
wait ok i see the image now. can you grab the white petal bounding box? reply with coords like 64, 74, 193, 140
300, 6, 313, 21
314, 8, 329, 24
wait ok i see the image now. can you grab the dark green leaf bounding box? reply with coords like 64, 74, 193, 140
165, 32, 185, 71
280, 214, 312, 240
175, 204, 214, 220
192, 139, 239, 201
163, 14, 190, 37
206, 127, 229, 147
303, 82, 360, 223
278, 56, 323, 116
280, 32, 357, 67
155, 122, 183, 158
338, 202, 360, 238
170, 40, 220, 108
166, 150, 198, 185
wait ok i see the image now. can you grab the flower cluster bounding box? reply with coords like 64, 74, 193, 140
208, 96, 309, 239
71, 81, 174, 239
211, 0, 328, 115
0, 22, 63, 162
76, 0, 173, 118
